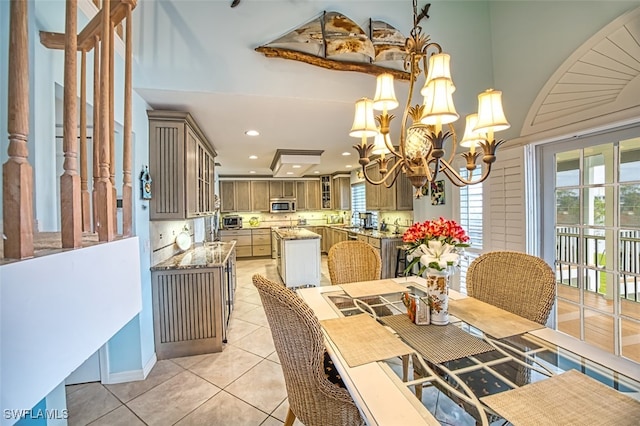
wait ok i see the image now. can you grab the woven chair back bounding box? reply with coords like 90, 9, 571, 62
466, 251, 556, 325
252, 274, 364, 426
328, 240, 382, 285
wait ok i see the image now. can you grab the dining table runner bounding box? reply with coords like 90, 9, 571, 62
481, 369, 640, 425
340, 279, 411, 299
320, 314, 413, 368
448, 297, 545, 339
380, 314, 494, 364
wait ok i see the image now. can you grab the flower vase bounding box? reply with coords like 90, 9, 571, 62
424, 268, 450, 325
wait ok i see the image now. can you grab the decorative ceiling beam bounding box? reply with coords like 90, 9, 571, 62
39, 0, 136, 51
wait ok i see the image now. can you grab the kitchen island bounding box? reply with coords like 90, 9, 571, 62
150, 241, 236, 359
274, 227, 321, 288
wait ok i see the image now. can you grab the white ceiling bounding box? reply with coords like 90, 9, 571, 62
129, 1, 640, 177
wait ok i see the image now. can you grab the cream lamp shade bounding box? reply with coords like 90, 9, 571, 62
372, 132, 391, 155
420, 77, 459, 125
373, 73, 399, 112
460, 113, 484, 148
422, 53, 455, 95
349, 98, 378, 138
474, 89, 510, 133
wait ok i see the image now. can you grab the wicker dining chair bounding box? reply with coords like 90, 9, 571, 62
252, 274, 365, 426
328, 240, 382, 285
466, 250, 556, 325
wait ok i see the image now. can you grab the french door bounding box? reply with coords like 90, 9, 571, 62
539, 127, 640, 362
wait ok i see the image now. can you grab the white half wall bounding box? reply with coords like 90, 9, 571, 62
0, 237, 143, 425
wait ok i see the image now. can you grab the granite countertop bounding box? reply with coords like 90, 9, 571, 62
328, 225, 403, 240
274, 227, 321, 240
151, 241, 237, 271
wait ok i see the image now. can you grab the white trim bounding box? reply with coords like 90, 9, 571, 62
100, 353, 157, 385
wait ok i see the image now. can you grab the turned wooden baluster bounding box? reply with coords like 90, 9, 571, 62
60, 0, 82, 249
122, 2, 133, 237
96, 0, 114, 241
92, 35, 100, 233
3, 0, 34, 259
109, 18, 117, 233
80, 49, 91, 233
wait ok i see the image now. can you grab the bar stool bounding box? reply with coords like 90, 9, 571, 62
395, 246, 408, 277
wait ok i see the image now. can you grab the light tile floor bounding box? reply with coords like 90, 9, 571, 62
66, 256, 332, 426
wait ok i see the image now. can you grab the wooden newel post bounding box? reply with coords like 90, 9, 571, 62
122, 3, 133, 237
61, 0, 82, 248
3, 0, 34, 259
96, 0, 114, 241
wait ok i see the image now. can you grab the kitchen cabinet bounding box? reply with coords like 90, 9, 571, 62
251, 228, 271, 256
366, 160, 413, 212
220, 180, 251, 212
220, 229, 252, 257
148, 110, 217, 219
332, 175, 351, 210
270, 180, 296, 198
320, 175, 332, 209
251, 181, 270, 212
296, 180, 321, 211
151, 244, 236, 359
365, 163, 381, 211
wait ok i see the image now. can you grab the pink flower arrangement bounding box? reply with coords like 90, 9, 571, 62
403, 217, 470, 273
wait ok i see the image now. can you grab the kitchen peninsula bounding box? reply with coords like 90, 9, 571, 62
274, 227, 321, 288
150, 241, 236, 359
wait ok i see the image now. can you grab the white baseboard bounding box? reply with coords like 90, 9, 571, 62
100, 353, 157, 385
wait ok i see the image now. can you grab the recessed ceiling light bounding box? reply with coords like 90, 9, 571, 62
342, 152, 351, 156
286, 171, 294, 175
345, 165, 352, 168
314, 171, 320, 174
249, 155, 258, 159
292, 165, 301, 169
249, 170, 256, 174
245, 130, 260, 136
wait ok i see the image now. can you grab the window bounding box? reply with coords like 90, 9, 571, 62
351, 183, 366, 226
458, 167, 483, 294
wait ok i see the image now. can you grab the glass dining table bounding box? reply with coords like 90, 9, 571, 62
296, 277, 640, 426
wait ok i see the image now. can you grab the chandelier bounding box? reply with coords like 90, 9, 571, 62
349, 1, 510, 197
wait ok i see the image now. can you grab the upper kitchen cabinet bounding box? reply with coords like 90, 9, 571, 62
320, 175, 332, 209
269, 180, 296, 198
251, 181, 270, 212
220, 180, 251, 212
148, 110, 217, 220
365, 160, 413, 211
295, 180, 321, 211
332, 175, 351, 210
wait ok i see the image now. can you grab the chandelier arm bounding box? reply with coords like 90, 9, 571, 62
383, 132, 401, 158
444, 123, 458, 165
439, 158, 494, 187
383, 163, 403, 189
360, 159, 405, 186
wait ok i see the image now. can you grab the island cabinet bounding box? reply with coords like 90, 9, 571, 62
276, 228, 321, 288
220, 180, 251, 212
151, 243, 237, 359
148, 110, 217, 220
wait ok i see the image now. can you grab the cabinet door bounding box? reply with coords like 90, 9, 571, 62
235, 181, 252, 212
207, 153, 216, 214
396, 170, 414, 211
296, 181, 307, 210
220, 181, 236, 212
283, 181, 296, 198
306, 180, 320, 210
251, 181, 270, 212
321, 175, 332, 209
365, 163, 380, 211
269, 181, 283, 198
333, 176, 351, 210
149, 120, 186, 219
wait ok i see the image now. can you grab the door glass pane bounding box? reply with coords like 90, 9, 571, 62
584, 144, 613, 185
619, 229, 640, 304
556, 189, 579, 224
621, 318, 640, 363
556, 150, 580, 187
557, 300, 581, 339
584, 309, 615, 352
620, 137, 640, 182
620, 184, 640, 228
583, 187, 608, 226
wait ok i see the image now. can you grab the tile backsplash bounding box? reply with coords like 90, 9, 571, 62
150, 218, 202, 265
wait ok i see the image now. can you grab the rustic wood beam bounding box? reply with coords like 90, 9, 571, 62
39, 0, 136, 51
3, 0, 34, 259
122, 3, 133, 237
255, 46, 412, 81
96, 0, 115, 241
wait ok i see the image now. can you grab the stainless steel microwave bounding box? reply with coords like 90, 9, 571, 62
270, 198, 296, 213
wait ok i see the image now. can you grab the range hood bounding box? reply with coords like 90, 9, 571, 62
270, 149, 324, 178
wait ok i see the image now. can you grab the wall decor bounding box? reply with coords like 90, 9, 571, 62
140, 165, 152, 200
430, 180, 445, 205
